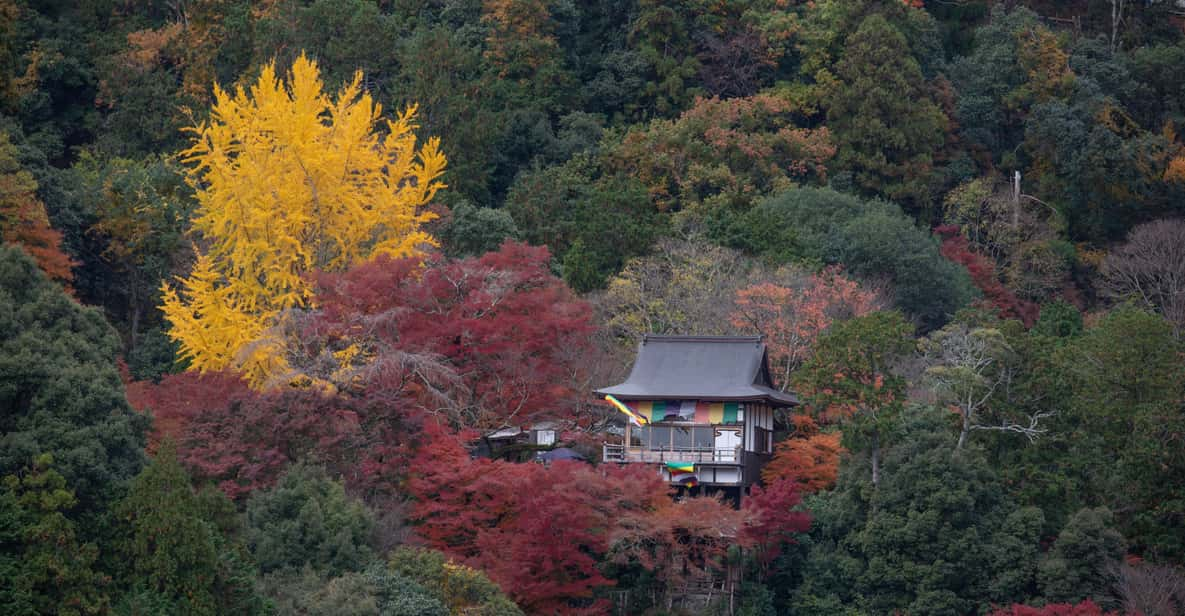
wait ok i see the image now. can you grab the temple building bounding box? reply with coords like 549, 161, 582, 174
596, 335, 797, 500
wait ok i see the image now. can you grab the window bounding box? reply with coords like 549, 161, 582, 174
650, 427, 672, 450
753, 427, 772, 454
633, 425, 717, 450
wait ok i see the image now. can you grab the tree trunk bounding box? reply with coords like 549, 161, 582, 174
130, 303, 141, 348
957, 411, 970, 450
1110, 0, 1125, 52
1012, 171, 1021, 231
870, 430, 881, 488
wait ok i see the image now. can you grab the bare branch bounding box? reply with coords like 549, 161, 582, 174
969, 409, 1054, 443
1102, 219, 1185, 338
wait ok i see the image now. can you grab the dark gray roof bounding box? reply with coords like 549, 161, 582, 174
595, 335, 798, 407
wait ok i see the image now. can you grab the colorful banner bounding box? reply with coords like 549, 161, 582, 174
626, 400, 743, 424
691, 402, 741, 424
665, 461, 698, 487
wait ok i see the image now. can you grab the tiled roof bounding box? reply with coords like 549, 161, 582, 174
595, 335, 797, 407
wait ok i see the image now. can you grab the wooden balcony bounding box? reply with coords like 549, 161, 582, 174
603, 444, 742, 464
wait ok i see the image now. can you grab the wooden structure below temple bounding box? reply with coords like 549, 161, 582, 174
596, 335, 797, 492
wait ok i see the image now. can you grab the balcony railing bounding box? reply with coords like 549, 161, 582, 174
602, 444, 741, 464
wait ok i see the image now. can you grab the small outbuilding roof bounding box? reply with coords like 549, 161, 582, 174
594, 335, 798, 407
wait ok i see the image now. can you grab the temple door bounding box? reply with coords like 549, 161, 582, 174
714, 428, 741, 462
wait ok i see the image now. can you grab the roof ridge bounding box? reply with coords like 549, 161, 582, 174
641, 334, 763, 344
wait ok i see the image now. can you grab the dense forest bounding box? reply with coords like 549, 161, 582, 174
2, 0, 1185, 614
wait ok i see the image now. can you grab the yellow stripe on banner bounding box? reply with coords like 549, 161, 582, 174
605, 395, 648, 425
635, 400, 653, 423
708, 402, 724, 424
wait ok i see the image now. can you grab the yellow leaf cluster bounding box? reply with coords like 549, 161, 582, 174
161, 53, 446, 387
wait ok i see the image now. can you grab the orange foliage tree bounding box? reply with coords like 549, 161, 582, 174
761, 414, 845, 493
1167, 155, 1185, 183
608, 93, 834, 213
0, 131, 74, 285
730, 265, 882, 389
482, 0, 560, 77
607, 492, 751, 598
1165, 126, 1185, 184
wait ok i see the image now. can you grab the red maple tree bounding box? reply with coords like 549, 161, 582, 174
988, 600, 1124, 616
127, 370, 396, 499
127, 243, 596, 501
937, 225, 1039, 327
309, 242, 596, 429
125, 370, 252, 450
406, 425, 663, 613
743, 477, 812, 566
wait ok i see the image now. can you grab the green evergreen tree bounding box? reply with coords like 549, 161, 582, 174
826, 14, 948, 214
1037, 507, 1126, 608
1031, 300, 1084, 339
245, 463, 376, 577
388, 547, 523, 616
794, 311, 915, 488
261, 566, 450, 616
0, 455, 108, 615
1055, 307, 1185, 557
506, 154, 661, 291
442, 201, 521, 258
115, 442, 266, 616
790, 406, 1044, 615
629, 0, 701, 117
0, 245, 148, 513
738, 188, 975, 330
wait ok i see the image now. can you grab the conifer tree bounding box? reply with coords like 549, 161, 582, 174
826, 14, 947, 212
115, 442, 267, 615
0, 455, 107, 615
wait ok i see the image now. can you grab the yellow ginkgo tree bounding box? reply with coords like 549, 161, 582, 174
161, 53, 447, 386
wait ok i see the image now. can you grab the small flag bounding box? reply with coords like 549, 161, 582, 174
665, 461, 698, 487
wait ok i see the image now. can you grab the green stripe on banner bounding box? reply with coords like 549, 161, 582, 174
723, 402, 739, 424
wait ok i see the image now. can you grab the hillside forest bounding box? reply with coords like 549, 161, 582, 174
2, 0, 1185, 614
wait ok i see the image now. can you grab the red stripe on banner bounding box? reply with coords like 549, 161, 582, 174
694, 400, 710, 423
